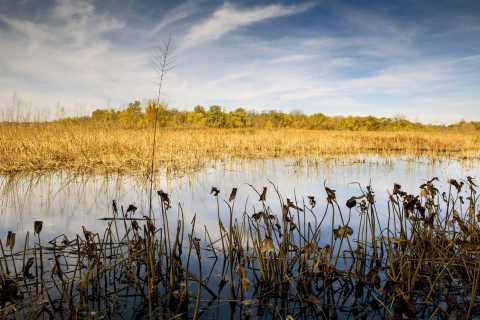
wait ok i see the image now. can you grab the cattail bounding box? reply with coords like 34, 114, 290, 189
7, 231, 16, 249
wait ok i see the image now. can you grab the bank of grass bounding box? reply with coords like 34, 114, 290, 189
0, 123, 479, 174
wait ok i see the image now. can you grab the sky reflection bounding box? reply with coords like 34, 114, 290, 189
1, 155, 478, 248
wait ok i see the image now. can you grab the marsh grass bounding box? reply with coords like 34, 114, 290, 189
1, 175, 480, 319
1, 124, 479, 175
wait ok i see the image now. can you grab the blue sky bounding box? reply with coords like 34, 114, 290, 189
0, 0, 479, 124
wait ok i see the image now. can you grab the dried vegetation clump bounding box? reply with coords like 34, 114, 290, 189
2, 176, 480, 319
0, 124, 479, 174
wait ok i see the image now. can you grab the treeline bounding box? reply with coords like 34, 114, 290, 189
55, 100, 480, 132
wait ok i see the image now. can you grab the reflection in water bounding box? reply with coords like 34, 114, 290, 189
1, 155, 478, 246
1, 155, 480, 319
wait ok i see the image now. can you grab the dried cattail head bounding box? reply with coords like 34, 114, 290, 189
7, 231, 12, 245
7, 231, 16, 249
34, 221, 43, 236
229, 188, 237, 202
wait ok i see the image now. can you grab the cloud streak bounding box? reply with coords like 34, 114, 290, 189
180, 2, 315, 49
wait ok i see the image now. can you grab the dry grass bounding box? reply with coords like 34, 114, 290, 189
1, 123, 479, 174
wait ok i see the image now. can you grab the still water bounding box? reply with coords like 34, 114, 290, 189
1, 155, 478, 249
1, 155, 479, 319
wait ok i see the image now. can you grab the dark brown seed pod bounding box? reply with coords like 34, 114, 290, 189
126, 204, 137, 214
229, 188, 237, 202
34, 221, 43, 236
7, 232, 16, 249
346, 197, 357, 209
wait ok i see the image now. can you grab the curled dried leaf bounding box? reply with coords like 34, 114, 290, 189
259, 187, 267, 201
333, 225, 353, 239
262, 236, 275, 253
241, 276, 251, 291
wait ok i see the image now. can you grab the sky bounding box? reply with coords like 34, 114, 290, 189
0, 0, 479, 124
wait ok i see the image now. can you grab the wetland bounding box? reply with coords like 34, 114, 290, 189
1, 126, 480, 319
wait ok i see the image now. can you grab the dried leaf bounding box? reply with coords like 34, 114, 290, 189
389, 237, 410, 245
308, 196, 316, 208
210, 187, 220, 196
333, 225, 353, 239
379, 280, 404, 293
241, 276, 251, 291
235, 266, 247, 278
126, 204, 137, 214
371, 271, 381, 289
251, 211, 264, 221
262, 236, 275, 253
259, 187, 267, 201
346, 197, 356, 209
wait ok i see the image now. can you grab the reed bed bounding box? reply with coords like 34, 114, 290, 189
0, 124, 479, 175
1, 176, 480, 319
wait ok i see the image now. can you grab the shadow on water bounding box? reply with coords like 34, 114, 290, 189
1, 156, 480, 319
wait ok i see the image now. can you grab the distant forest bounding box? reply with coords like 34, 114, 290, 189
50, 100, 479, 131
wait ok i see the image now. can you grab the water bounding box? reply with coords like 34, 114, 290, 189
1, 155, 479, 319
1, 155, 477, 245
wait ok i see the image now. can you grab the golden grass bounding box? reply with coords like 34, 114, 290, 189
0, 123, 479, 174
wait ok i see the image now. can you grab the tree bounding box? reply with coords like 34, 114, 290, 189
144, 100, 169, 127
226, 108, 251, 128
193, 105, 206, 115
91, 108, 119, 126
119, 101, 143, 128
206, 105, 226, 128
187, 108, 207, 127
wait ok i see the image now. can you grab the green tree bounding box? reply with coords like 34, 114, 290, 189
340, 116, 356, 131
206, 105, 226, 128
306, 113, 328, 129
226, 108, 251, 128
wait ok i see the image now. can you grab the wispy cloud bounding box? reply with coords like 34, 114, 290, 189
146, 1, 198, 40
268, 54, 316, 64
179, 2, 316, 49
447, 53, 480, 64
